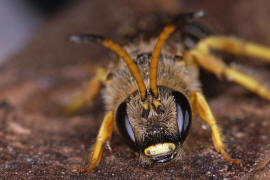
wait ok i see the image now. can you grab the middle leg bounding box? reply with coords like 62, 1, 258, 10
195, 36, 270, 63
66, 67, 107, 114
190, 91, 240, 164
188, 50, 270, 101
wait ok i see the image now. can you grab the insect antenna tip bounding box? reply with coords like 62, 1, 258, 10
193, 10, 205, 18
69, 34, 104, 44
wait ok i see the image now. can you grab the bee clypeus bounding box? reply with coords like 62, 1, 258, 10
68, 11, 270, 172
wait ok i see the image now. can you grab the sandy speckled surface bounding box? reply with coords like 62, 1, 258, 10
1, 0, 270, 179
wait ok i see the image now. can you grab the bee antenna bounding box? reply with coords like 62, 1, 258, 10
173, 10, 205, 24
149, 25, 177, 97
186, 10, 205, 19
149, 11, 205, 97
69, 34, 147, 100
69, 34, 104, 43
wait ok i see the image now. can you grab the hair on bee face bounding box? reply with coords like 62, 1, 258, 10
113, 51, 193, 164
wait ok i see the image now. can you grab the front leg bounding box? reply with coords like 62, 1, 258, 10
72, 110, 114, 173
190, 91, 240, 164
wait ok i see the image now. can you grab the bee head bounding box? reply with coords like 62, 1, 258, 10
116, 87, 191, 163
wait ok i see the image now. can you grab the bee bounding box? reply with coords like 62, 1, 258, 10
68, 11, 270, 172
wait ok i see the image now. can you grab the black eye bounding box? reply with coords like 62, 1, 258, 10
116, 102, 136, 148
172, 91, 192, 141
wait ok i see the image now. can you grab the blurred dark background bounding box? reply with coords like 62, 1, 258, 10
25, 0, 74, 15
0, 0, 75, 64
1, 0, 270, 179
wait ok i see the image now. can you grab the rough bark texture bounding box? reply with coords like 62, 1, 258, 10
1, 0, 270, 179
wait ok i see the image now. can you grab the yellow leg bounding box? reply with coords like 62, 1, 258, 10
66, 67, 107, 114
196, 36, 270, 63
224, 68, 270, 101
72, 110, 114, 173
189, 50, 270, 101
190, 91, 240, 164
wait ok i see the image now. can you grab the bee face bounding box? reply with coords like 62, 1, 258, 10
116, 86, 191, 163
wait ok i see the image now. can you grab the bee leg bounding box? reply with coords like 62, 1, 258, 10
190, 91, 240, 164
72, 110, 114, 173
195, 36, 270, 63
65, 67, 107, 114
189, 51, 270, 101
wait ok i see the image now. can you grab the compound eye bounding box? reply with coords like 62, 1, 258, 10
125, 114, 135, 142
172, 91, 191, 140
116, 102, 136, 147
